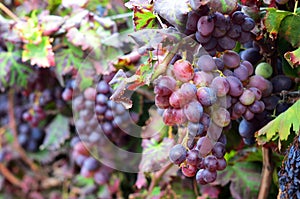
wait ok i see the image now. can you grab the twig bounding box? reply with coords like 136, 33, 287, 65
52, 43, 67, 52
8, 89, 38, 171
0, 163, 22, 187
0, 3, 20, 21
148, 162, 173, 194
193, 178, 199, 196
258, 147, 274, 199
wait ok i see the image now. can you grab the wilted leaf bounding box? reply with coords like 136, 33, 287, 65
42, 115, 70, 150
39, 15, 65, 36
22, 36, 55, 68
279, 14, 300, 47
153, 0, 189, 32
125, 0, 150, 9
284, 47, 300, 68
208, 0, 237, 14
256, 100, 300, 146
139, 138, 174, 172
216, 162, 261, 199
264, 8, 291, 39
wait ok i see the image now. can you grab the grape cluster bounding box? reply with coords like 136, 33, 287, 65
156, 45, 280, 184
278, 135, 300, 199
18, 123, 45, 152
95, 74, 136, 144
185, 6, 255, 55
71, 137, 112, 185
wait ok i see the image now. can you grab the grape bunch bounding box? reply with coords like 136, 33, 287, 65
278, 135, 300, 199
185, 5, 255, 55
155, 44, 280, 184
95, 74, 136, 145
71, 137, 113, 185
18, 123, 45, 152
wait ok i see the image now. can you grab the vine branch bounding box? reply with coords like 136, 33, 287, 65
0, 3, 19, 21
258, 147, 274, 199
0, 163, 22, 187
148, 162, 173, 194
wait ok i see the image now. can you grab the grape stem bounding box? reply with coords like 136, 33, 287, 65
148, 162, 173, 194
8, 89, 39, 171
0, 3, 20, 21
294, 0, 298, 14
258, 147, 274, 199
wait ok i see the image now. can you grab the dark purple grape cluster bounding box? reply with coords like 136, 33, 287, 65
71, 137, 112, 185
18, 123, 45, 152
95, 74, 135, 144
185, 6, 255, 56
278, 135, 300, 199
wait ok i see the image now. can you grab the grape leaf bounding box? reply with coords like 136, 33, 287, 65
153, 0, 189, 32
139, 138, 174, 172
279, 14, 300, 47
22, 36, 55, 68
216, 162, 261, 199
39, 15, 65, 36
132, 4, 157, 31
41, 114, 70, 150
284, 47, 300, 68
264, 8, 291, 39
256, 100, 300, 146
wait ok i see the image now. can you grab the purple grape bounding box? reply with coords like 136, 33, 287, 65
222, 50, 240, 68
210, 76, 230, 97
197, 16, 215, 36
193, 71, 214, 87
217, 36, 236, 50
197, 55, 217, 72
154, 76, 177, 96
155, 95, 170, 109
234, 64, 249, 81
217, 157, 227, 170
197, 87, 217, 106
227, 24, 242, 39
173, 60, 194, 82
182, 163, 197, 177
204, 155, 218, 172
227, 76, 244, 97
169, 144, 187, 165
186, 149, 201, 166
241, 17, 255, 31
184, 100, 203, 123
239, 89, 256, 106
212, 142, 226, 158
232, 11, 245, 24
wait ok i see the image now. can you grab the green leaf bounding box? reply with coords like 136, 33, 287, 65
279, 14, 300, 47
22, 36, 55, 68
256, 100, 300, 146
216, 162, 261, 199
150, 186, 161, 196
264, 8, 292, 39
132, 4, 157, 30
41, 115, 70, 150
282, 57, 300, 77
284, 46, 300, 68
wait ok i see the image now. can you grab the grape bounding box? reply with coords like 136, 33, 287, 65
248, 100, 265, 113
31, 128, 44, 141
95, 104, 107, 115
83, 157, 101, 171
223, 51, 240, 69
248, 87, 262, 100
96, 80, 110, 94
210, 76, 230, 97
170, 54, 182, 65
239, 119, 256, 138
243, 109, 255, 120
197, 87, 217, 106
173, 59, 194, 82
186, 149, 201, 166
200, 113, 210, 132
184, 100, 203, 123
62, 88, 73, 101
217, 36, 236, 50
232, 11, 245, 24
227, 24, 242, 39
227, 76, 243, 97
239, 89, 255, 106
169, 144, 187, 165
188, 122, 205, 137
204, 155, 218, 172
216, 158, 227, 170
94, 170, 109, 185
195, 31, 211, 43
196, 136, 214, 156
154, 76, 177, 96
212, 107, 230, 127
186, 11, 201, 31
214, 58, 224, 70
18, 134, 28, 147
193, 71, 214, 87
234, 64, 249, 81
255, 62, 273, 78
155, 95, 170, 109
271, 75, 292, 93
241, 60, 254, 76
101, 122, 113, 135
96, 94, 108, 105
163, 108, 187, 126
197, 16, 215, 36
196, 169, 207, 184
241, 17, 255, 31
212, 26, 227, 38
240, 48, 262, 65
212, 142, 226, 159
233, 101, 247, 116
169, 83, 196, 108
248, 75, 272, 97
203, 169, 217, 183
238, 31, 251, 44
182, 164, 197, 177
197, 55, 216, 72
243, 137, 256, 145
202, 37, 217, 51
213, 12, 226, 27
